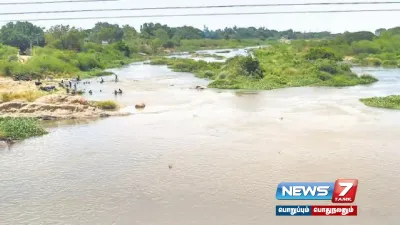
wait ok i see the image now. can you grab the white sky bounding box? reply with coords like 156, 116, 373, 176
0, 0, 399, 33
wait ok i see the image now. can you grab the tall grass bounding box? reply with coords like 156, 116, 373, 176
0, 117, 48, 140
91, 100, 118, 110
0, 90, 47, 102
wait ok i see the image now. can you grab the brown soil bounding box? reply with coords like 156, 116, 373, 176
0, 94, 128, 120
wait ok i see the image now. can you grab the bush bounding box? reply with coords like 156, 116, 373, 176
93, 100, 118, 110
8, 55, 18, 62
203, 70, 215, 78
0, 117, 48, 140
359, 74, 379, 84
317, 72, 333, 81
75, 53, 103, 71
316, 60, 338, 74
305, 47, 340, 61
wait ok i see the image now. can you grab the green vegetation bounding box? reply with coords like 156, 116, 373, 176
0, 21, 343, 81
0, 117, 47, 140
360, 95, 400, 109
91, 100, 118, 110
0, 41, 145, 80
291, 27, 400, 68
151, 45, 378, 90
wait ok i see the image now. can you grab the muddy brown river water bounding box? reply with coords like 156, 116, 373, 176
0, 49, 399, 225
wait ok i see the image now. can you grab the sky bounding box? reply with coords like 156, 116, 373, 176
0, 0, 399, 33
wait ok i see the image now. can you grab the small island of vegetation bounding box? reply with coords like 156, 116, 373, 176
0, 117, 47, 141
151, 45, 378, 90
360, 95, 400, 109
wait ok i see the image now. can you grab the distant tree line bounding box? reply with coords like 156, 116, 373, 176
1, 21, 399, 56
0, 21, 341, 53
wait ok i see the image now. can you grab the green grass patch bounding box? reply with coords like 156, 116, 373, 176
0, 117, 48, 140
91, 100, 118, 110
360, 95, 400, 109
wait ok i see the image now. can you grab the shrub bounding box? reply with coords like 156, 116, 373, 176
305, 47, 341, 61
0, 117, 48, 140
8, 55, 18, 62
93, 100, 118, 110
359, 74, 379, 84
203, 70, 215, 78
75, 53, 103, 71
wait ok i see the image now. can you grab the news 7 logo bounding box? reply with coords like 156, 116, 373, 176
332, 179, 358, 203
275, 179, 358, 203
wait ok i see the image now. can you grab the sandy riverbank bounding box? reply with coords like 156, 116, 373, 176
0, 77, 128, 120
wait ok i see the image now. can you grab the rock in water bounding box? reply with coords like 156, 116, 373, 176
195, 86, 205, 90
135, 102, 146, 109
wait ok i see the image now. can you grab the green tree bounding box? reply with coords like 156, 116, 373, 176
122, 25, 137, 41
0, 22, 45, 53
89, 22, 124, 44
155, 29, 169, 43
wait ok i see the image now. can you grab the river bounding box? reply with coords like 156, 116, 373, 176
0, 48, 399, 225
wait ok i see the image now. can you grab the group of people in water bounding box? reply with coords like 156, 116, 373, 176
57, 74, 123, 96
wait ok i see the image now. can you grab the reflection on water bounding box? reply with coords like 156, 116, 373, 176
0, 49, 400, 225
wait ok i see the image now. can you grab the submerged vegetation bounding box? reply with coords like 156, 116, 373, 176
151, 45, 378, 90
0, 117, 47, 140
360, 95, 400, 109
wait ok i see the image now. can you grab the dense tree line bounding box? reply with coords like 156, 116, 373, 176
1, 21, 400, 68
0, 21, 341, 54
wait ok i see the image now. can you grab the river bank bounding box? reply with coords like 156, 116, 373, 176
0, 76, 129, 141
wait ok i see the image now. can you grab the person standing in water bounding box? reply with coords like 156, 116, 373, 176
114, 74, 118, 82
